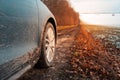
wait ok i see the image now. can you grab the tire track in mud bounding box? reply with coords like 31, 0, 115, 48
18, 26, 80, 80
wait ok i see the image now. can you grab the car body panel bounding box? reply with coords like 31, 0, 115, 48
0, 0, 57, 79
36, 0, 57, 45
0, 0, 38, 65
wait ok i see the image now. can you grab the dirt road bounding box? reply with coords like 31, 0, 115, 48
18, 26, 80, 80
18, 25, 120, 80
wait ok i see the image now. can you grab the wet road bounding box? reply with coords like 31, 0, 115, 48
18, 26, 80, 80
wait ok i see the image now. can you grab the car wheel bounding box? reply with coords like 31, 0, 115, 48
36, 22, 56, 68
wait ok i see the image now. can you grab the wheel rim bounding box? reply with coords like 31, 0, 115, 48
45, 26, 55, 62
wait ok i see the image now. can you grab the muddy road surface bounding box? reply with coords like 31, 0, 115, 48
18, 25, 120, 80
18, 26, 80, 80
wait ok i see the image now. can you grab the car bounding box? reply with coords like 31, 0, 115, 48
0, 0, 57, 79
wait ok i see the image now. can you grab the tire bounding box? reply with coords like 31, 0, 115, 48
36, 22, 56, 68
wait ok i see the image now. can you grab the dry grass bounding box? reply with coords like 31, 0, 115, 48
70, 25, 120, 80
57, 25, 77, 31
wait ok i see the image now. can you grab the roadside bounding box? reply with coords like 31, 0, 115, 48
70, 25, 120, 80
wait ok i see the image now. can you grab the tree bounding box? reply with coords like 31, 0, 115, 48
42, 0, 80, 26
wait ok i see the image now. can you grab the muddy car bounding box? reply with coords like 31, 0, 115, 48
0, 0, 57, 79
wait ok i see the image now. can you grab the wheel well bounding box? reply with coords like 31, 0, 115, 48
47, 18, 57, 42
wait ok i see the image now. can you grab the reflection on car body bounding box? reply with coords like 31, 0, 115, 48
0, 0, 57, 79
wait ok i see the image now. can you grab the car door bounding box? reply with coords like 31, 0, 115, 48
0, 0, 38, 78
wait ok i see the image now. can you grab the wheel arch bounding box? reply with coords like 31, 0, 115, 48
38, 17, 57, 48
47, 17, 57, 43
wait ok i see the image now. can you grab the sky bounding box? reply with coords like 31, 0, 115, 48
69, 0, 120, 13
69, 0, 120, 26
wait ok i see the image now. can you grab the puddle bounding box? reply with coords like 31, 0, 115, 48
116, 42, 120, 48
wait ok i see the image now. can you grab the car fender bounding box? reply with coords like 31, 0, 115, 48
36, 0, 57, 47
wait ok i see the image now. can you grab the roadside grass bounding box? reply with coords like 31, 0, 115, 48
70, 25, 120, 80
57, 25, 77, 31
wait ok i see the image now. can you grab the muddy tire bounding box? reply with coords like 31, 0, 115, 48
36, 22, 56, 68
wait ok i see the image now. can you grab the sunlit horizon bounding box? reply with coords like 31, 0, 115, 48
80, 14, 120, 27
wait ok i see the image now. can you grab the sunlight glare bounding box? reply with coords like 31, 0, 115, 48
69, 0, 120, 26
80, 14, 120, 26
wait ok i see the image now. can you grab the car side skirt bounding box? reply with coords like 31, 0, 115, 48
0, 48, 40, 80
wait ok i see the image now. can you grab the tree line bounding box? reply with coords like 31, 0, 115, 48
41, 0, 80, 26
